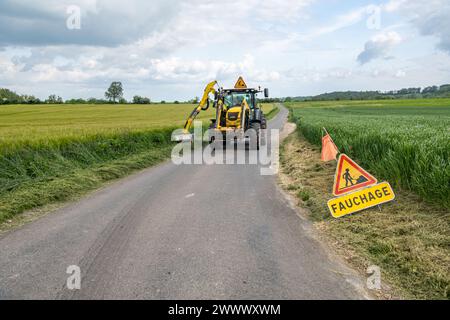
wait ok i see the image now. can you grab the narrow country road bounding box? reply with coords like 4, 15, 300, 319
0, 105, 368, 299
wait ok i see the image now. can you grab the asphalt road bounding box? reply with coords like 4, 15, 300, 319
0, 105, 368, 299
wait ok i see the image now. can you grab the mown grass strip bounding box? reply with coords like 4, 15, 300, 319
265, 105, 280, 120
0, 128, 176, 222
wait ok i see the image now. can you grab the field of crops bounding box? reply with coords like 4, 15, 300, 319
286, 99, 450, 208
0, 104, 211, 147
0, 103, 275, 221
0, 103, 275, 145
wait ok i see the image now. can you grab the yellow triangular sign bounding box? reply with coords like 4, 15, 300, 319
234, 76, 247, 89
333, 154, 377, 196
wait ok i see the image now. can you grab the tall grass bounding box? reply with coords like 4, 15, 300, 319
287, 100, 450, 208
0, 128, 175, 221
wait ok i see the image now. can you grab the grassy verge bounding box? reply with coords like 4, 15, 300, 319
265, 105, 280, 120
279, 130, 450, 300
0, 128, 175, 223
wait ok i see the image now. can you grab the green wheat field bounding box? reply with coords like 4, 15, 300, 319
286, 99, 450, 208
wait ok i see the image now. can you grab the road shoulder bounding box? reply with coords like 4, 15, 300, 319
278, 126, 450, 300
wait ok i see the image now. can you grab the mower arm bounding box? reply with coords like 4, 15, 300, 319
183, 81, 218, 133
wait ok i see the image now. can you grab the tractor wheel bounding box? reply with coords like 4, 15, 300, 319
249, 122, 260, 150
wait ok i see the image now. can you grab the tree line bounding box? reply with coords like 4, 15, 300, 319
2, 82, 450, 105
287, 84, 450, 102
0, 82, 198, 105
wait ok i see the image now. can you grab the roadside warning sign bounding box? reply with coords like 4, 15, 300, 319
333, 154, 377, 196
234, 76, 248, 89
328, 182, 395, 218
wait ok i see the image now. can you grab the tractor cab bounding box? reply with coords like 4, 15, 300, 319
215, 77, 269, 130
223, 89, 257, 110
220, 89, 258, 128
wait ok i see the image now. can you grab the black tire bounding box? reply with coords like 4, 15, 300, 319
249, 122, 260, 150
261, 118, 267, 129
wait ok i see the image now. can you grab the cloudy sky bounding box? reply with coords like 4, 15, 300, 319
1, 0, 450, 101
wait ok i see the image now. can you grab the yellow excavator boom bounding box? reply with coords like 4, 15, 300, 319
183, 80, 218, 133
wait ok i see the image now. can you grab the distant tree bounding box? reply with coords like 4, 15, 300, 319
87, 97, 109, 104
161, 100, 166, 104
65, 98, 87, 104
186, 97, 199, 104
422, 86, 438, 94
439, 84, 450, 92
174, 100, 180, 104
132, 95, 151, 104
46, 94, 63, 104
47, 94, 56, 103
22, 95, 41, 104
118, 97, 128, 104
258, 98, 282, 103
105, 81, 123, 103
0, 88, 22, 104
132, 96, 140, 104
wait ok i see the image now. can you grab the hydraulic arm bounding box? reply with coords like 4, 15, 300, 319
183, 81, 218, 133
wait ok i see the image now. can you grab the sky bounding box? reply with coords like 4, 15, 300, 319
1, 0, 450, 101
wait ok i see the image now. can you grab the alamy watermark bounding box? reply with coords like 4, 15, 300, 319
66, 5, 81, 30
171, 121, 279, 176
66, 265, 81, 290
366, 265, 381, 290
366, 5, 381, 30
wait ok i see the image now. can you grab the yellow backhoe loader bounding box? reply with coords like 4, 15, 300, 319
178, 77, 269, 149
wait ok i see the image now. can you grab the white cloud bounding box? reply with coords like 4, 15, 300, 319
284, 67, 354, 83
383, 0, 450, 54
300, 4, 380, 41
0, 0, 180, 46
395, 70, 406, 78
257, 0, 314, 21
1, 0, 450, 100
308, 7, 367, 38
382, 0, 407, 12
0, 0, 300, 99
357, 31, 402, 64
1, 49, 279, 90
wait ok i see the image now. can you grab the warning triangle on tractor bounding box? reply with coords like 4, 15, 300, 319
333, 154, 377, 196
234, 76, 247, 89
